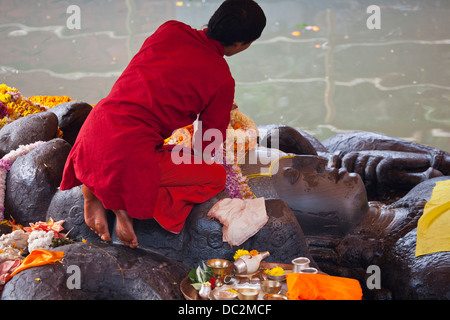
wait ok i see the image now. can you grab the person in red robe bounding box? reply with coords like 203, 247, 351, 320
59, 0, 266, 248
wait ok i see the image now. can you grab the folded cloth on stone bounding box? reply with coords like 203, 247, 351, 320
0, 259, 21, 285
286, 273, 363, 300
207, 197, 268, 246
415, 179, 450, 257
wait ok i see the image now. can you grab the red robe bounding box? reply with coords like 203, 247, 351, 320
60, 20, 234, 233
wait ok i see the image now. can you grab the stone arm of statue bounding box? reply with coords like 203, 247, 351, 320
338, 150, 446, 190
322, 130, 450, 178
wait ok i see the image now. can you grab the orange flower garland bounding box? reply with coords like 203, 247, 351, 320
28, 95, 72, 108
164, 107, 256, 199
164, 124, 194, 148
0, 84, 46, 127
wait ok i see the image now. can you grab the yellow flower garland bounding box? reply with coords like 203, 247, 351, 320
28, 95, 72, 108
0, 84, 71, 138
0, 84, 44, 127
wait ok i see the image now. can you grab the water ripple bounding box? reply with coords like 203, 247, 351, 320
3, 22, 450, 48
236, 77, 326, 86
0, 65, 121, 80
255, 36, 328, 44
237, 77, 450, 91
333, 39, 450, 51
1, 22, 128, 39
335, 77, 450, 91
254, 36, 450, 49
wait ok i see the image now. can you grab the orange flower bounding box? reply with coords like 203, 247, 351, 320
164, 124, 194, 147
233, 122, 243, 130
24, 217, 66, 239
28, 95, 72, 108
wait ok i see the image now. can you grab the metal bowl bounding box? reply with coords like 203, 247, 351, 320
263, 293, 289, 300
206, 259, 232, 286
263, 266, 288, 281
206, 259, 232, 272
213, 290, 238, 300
267, 273, 286, 281
260, 280, 282, 294
237, 288, 259, 300
299, 267, 318, 274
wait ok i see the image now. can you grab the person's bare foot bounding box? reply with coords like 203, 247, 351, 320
82, 185, 111, 242
112, 209, 138, 248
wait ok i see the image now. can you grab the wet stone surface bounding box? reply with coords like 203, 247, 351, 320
4, 138, 71, 225
1, 242, 189, 300
0, 111, 58, 157
0, 103, 448, 300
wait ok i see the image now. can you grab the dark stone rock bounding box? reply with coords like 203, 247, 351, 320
122, 192, 316, 269
1, 242, 189, 300
397, 175, 449, 204
379, 177, 450, 300
383, 228, 450, 300
0, 113, 447, 300
258, 124, 320, 155
46, 186, 111, 243
266, 155, 369, 238
4, 138, 71, 225
322, 131, 439, 155
0, 224, 12, 236
247, 198, 317, 268
277, 129, 450, 202
0, 111, 58, 157
49, 101, 92, 145
314, 176, 450, 300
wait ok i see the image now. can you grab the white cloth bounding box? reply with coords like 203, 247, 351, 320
207, 197, 268, 246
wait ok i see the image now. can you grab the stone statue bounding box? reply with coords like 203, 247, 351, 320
251, 125, 450, 299
259, 124, 450, 201
1, 104, 449, 300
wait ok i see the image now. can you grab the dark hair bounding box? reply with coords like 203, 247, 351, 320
206, 0, 266, 46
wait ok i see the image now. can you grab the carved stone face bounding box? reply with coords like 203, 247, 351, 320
271, 155, 369, 236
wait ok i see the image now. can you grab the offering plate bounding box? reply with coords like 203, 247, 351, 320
181, 262, 294, 300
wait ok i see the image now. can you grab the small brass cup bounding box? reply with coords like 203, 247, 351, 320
206, 259, 232, 287
260, 280, 282, 294
237, 288, 259, 300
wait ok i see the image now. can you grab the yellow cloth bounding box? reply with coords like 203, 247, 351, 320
415, 179, 450, 257
286, 273, 363, 300
9, 249, 64, 278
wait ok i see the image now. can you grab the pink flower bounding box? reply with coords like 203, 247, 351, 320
223, 163, 246, 199
0, 159, 13, 171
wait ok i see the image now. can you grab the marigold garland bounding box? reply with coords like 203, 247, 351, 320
28, 95, 72, 108
164, 107, 257, 199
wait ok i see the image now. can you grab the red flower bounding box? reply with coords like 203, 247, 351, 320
0, 101, 7, 118
209, 276, 216, 289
